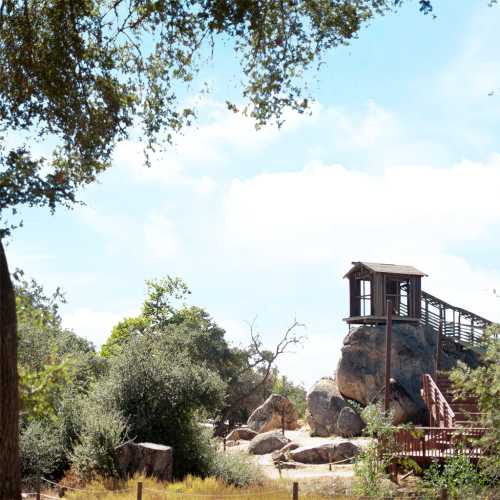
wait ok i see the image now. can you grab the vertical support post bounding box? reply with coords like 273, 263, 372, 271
281, 413, 285, 436
223, 436, 226, 452
292, 481, 299, 500
384, 300, 393, 414
436, 317, 443, 376
137, 481, 143, 500
58, 485, 67, 497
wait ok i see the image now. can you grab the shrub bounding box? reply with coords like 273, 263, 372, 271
70, 400, 127, 480
207, 450, 261, 487
97, 333, 225, 478
20, 420, 65, 479
421, 455, 486, 499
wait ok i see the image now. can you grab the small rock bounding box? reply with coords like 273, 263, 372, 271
226, 427, 257, 441
271, 442, 300, 463
337, 406, 365, 437
247, 431, 290, 455
248, 394, 299, 433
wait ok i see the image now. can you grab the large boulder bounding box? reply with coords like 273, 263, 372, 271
336, 323, 482, 424
337, 406, 365, 438
306, 377, 348, 436
247, 394, 299, 433
374, 378, 422, 425
116, 442, 173, 481
226, 427, 257, 442
248, 431, 290, 455
290, 441, 359, 464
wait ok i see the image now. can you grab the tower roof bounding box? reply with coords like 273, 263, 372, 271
344, 261, 427, 278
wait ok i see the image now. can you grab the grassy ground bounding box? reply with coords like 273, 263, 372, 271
44, 474, 338, 499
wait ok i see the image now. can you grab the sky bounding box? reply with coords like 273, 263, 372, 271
6, 0, 500, 389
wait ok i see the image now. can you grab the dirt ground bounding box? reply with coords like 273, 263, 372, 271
226, 427, 372, 482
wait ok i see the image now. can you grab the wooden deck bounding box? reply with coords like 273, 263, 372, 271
393, 427, 486, 466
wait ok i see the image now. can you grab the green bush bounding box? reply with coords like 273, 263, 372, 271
208, 450, 262, 487
421, 455, 486, 499
20, 420, 65, 479
70, 400, 127, 480
85, 333, 225, 478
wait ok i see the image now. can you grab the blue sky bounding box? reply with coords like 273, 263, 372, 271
6, 0, 500, 388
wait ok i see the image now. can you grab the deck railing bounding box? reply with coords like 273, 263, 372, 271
421, 291, 492, 347
394, 427, 486, 463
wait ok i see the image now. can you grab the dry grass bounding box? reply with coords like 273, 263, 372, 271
52, 474, 332, 499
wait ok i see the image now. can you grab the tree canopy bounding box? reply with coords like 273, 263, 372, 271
0, 0, 437, 236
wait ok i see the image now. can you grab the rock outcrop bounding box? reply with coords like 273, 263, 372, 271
247, 431, 290, 455
336, 406, 365, 438
247, 394, 299, 433
290, 441, 359, 464
306, 377, 348, 437
336, 323, 481, 423
116, 442, 173, 481
226, 427, 257, 441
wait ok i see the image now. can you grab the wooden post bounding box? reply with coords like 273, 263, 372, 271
436, 317, 443, 375
136, 481, 143, 500
439, 488, 448, 500
292, 481, 299, 500
58, 485, 67, 497
281, 413, 285, 436
36, 477, 41, 500
223, 436, 226, 452
384, 300, 393, 414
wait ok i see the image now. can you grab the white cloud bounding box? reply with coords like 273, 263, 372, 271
222, 158, 500, 323
62, 308, 127, 348
144, 211, 181, 260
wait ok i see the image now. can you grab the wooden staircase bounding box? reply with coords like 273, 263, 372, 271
435, 373, 483, 427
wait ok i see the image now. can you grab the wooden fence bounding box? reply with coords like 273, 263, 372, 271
394, 427, 486, 466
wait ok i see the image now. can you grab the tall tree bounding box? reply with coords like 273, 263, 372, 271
0, 1, 435, 497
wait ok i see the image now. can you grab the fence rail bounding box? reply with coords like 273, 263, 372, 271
421, 374, 455, 427
421, 291, 492, 347
394, 427, 486, 465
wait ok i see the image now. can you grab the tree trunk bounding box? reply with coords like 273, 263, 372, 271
0, 239, 21, 499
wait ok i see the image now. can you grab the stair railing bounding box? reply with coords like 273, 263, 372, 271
422, 374, 455, 428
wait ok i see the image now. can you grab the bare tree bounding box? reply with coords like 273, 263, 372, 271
216, 317, 305, 434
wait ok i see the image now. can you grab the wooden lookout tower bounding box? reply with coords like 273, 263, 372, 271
344, 261, 427, 325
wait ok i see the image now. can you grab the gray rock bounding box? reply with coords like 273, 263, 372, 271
271, 442, 300, 463
290, 441, 360, 464
374, 378, 421, 425
226, 427, 257, 441
332, 441, 360, 461
306, 377, 348, 436
248, 431, 290, 455
248, 394, 299, 433
116, 442, 173, 481
337, 406, 365, 437
336, 323, 480, 423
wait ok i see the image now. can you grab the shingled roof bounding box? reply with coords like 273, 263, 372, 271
344, 261, 427, 278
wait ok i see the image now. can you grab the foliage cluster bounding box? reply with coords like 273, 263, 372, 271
18, 274, 304, 483
450, 324, 500, 486
353, 404, 396, 498
420, 455, 486, 499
